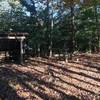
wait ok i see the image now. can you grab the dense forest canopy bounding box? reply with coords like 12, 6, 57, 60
0, 0, 100, 59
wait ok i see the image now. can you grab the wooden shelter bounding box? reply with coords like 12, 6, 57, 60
0, 32, 28, 64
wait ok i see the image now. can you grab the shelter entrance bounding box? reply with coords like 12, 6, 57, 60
0, 32, 28, 64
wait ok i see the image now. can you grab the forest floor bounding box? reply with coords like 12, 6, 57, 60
0, 53, 100, 100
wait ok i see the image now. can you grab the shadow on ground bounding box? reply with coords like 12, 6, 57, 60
0, 66, 79, 100
0, 54, 100, 100
0, 79, 24, 100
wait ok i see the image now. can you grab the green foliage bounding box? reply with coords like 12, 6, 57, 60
0, 0, 100, 56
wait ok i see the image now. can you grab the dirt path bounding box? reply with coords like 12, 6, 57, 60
0, 54, 100, 100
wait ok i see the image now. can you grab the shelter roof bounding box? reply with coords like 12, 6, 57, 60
0, 32, 28, 37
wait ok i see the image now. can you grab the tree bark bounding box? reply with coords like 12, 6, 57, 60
37, 43, 40, 57
94, 0, 99, 52
49, 0, 54, 58
68, 0, 75, 61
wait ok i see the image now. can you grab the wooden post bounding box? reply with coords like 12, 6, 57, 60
20, 38, 24, 64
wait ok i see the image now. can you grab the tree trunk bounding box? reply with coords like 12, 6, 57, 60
49, 0, 54, 58
89, 37, 92, 53
99, 34, 100, 52
49, 40, 53, 58
68, 0, 75, 61
94, 1, 99, 52
37, 44, 40, 57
